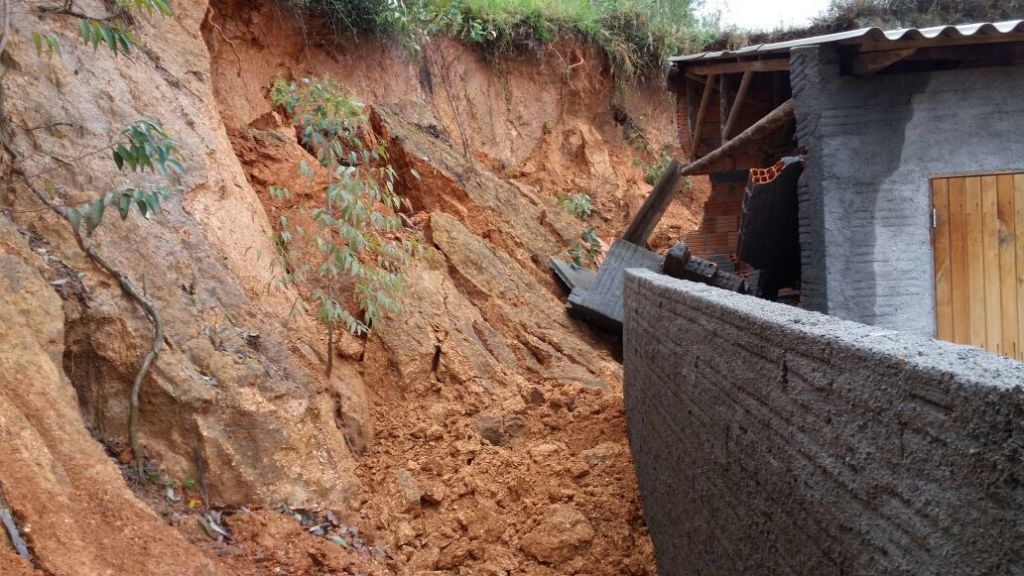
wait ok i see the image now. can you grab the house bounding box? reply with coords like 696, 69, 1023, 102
665, 20, 1024, 360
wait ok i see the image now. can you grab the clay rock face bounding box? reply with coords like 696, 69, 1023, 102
366, 105, 620, 394
1, 0, 362, 510
372, 105, 582, 278
355, 104, 654, 576
520, 504, 596, 564
0, 218, 221, 576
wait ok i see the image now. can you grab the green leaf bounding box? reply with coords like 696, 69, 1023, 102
86, 197, 106, 233
144, 192, 160, 215
101, 26, 115, 53
118, 193, 132, 220
32, 32, 43, 56
67, 208, 82, 232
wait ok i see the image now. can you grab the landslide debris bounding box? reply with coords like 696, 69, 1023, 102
0, 0, 704, 573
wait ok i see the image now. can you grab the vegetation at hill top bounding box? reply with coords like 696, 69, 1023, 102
279, 0, 714, 81
280, 0, 1024, 82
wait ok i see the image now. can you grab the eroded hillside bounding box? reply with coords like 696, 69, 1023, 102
0, 1, 706, 574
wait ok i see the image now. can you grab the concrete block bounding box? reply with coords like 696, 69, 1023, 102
568, 240, 662, 333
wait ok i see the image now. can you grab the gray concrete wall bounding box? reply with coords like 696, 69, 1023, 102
791, 48, 1024, 335
623, 269, 1024, 576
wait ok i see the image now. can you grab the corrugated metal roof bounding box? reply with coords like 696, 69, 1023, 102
671, 20, 1024, 63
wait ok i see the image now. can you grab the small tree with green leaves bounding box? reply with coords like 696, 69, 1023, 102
568, 227, 602, 268
269, 77, 420, 377
1, 0, 179, 479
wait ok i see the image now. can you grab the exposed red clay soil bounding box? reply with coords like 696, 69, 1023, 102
198, 3, 683, 573
0, 0, 708, 574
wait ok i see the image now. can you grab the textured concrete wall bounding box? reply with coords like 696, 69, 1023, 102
623, 270, 1024, 576
791, 48, 1024, 335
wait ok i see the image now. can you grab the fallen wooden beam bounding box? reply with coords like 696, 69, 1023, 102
624, 99, 795, 246
622, 159, 681, 245
684, 99, 794, 177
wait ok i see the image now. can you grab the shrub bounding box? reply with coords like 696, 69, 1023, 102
558, 193, 592, 220
643, 152, 672, 186
568, 227, 602, 268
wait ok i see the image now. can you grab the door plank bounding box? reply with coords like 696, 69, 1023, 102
964, 177, 987, 348
1015, 174, 1024, 360
997, 175, 1018, 359
981, 175, 1002, 354
932, 179, 954, 341
948, 177, 970, 345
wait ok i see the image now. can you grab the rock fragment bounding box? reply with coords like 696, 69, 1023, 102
520, 504, 595, 564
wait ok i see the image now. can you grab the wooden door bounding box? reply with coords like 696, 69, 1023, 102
932, 173, 1024, 360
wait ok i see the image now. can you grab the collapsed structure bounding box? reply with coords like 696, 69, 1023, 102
589, 20, 1024, 575
669, 19, 1024, 359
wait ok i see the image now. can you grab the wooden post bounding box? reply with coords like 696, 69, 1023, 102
682, 99, 794, 177
690, 73, 716, 160
722, 71, 753, 141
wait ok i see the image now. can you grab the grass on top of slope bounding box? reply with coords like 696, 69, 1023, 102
279, 0, 716, 82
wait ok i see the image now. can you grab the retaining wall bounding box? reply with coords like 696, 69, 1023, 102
623, 269, 1024, 576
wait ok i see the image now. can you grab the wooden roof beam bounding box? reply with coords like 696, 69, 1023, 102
848, 48, 917, 75
687, 58, 790, 76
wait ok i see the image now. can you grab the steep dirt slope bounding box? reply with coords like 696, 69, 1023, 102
1, 1, 378, 572
0, 219, 220, 576
204, 0, 708, 247
0, 0, 704, 574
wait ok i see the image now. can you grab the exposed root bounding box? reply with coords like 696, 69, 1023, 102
0, 485, 30, 562
22, 179, 164, 480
